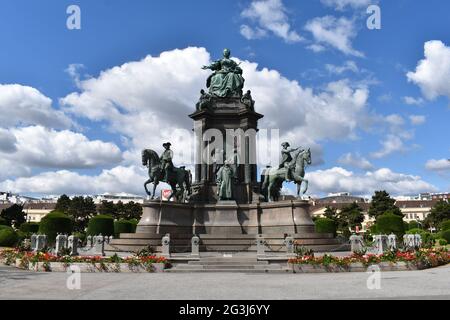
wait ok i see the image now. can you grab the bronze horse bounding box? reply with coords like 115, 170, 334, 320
261, 148, 311, 202
141, 149, 192, 202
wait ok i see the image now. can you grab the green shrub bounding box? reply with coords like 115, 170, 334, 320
129, 219, 139, 232
114, 220, 135, 237
38, 212, 73, 243
406, 228, 422, 234
0, 225, 12, 231
376, 213, 405, 238
441, 230, 450, 243
73, 232, 86, 244
407, 220, 420, 230
0, 228, 19, 247
438, 239, 448, 246
0, 217, 8, 226
315, 218, 337, 236
405, 228, 434, 247
403, 222, 409, 231
440, 220, 450, 231
19, 222, 40, 234
87, 215, 114, 237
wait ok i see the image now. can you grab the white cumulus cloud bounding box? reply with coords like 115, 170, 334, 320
0, 166, 147, 195
320, 0, 372, 11
307, 167, 437, 196
407, 40, 450, 101
61, 47, 373, 169
305, 16, 363, 57
7, 126, 123, 169
0, 84, 73, 129
425, 159, 450, 172
338, 152, 374, 170
240, 0, 302, 43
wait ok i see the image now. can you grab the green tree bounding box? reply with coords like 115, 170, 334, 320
339, 202, 365, 230
424, 200, 450, 228
98, 201, 118, 219
115, 201, 126, 219
323, 206, 338, 221
66, 196, 97, 232
123, 202, 143, 220
368, 191, 403, 219
0, 204, 26, 228
54, 194, 71, 213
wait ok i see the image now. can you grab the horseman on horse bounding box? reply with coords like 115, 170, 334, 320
142, 143, 191, 202
262, 143, 312, 202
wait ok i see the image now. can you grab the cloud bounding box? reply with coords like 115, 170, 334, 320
403, 96, 425, 106
370, 134, 406, 159
240, 0, 302, 43
0, 166, 148, 195
320, 0, 372, 11
307, 167, 437, 196
425, 159, 450, 172
6, 126, 123, 169
65, 63, 86, 88
240, 25, 267, 40
407, 40, 450, 101
338, 152, 374, 170
409, 115, 426, 126
305, 16, 363, 57
0, 84, 73, 129
370, 114, 421, 159
61, 47, 373, 169
0, 158, 31, 181
0, 128, 17, 153
325, 60, 359, 74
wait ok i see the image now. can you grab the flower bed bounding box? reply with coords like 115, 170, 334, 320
288, 248, 449, 273
0, 249, 169, 273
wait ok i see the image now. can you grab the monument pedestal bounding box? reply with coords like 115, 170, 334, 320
203, 201, 242, 235
108, 199, 347, 253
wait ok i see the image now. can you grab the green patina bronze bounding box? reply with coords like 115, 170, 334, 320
216, 161, 235, 200
202, 48, 245, 98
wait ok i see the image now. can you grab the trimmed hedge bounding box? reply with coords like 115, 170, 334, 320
114, 220, 135, 237
20, 222, 40, 234
441, 230, 450, 243
38, 212, 73, 243
0, 225, 12, 231
0, 217, 8, 226
440, 220, 450, 231
315, 218, 337, 236
0, 228, 18, 247
376, 213, 405, 238
129, 219, 139, 233
87, 215, 114, 237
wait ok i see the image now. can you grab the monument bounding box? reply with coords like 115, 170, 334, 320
107, 49, 344, 254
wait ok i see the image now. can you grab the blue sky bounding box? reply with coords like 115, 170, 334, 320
0, 0, 448, 197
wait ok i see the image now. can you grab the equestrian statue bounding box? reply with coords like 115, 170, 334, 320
261, 143, 312, 202
142, 142, 192, 202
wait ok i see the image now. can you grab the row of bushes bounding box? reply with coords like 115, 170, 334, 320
314, 215, 450, 246
0, 212, 138, 247
314, 213, 407, 238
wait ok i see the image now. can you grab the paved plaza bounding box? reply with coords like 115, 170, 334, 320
0, 264, 449, 300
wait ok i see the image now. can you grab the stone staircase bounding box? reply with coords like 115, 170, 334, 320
106, 233, 349, 254
165, 256, 292, 273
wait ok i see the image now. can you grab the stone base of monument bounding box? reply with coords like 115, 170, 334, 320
106, 200, 347, 254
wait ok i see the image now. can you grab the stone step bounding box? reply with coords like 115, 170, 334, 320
118, 233, 335, 240
165, 268, 292, 273
187, 261, 266, 265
